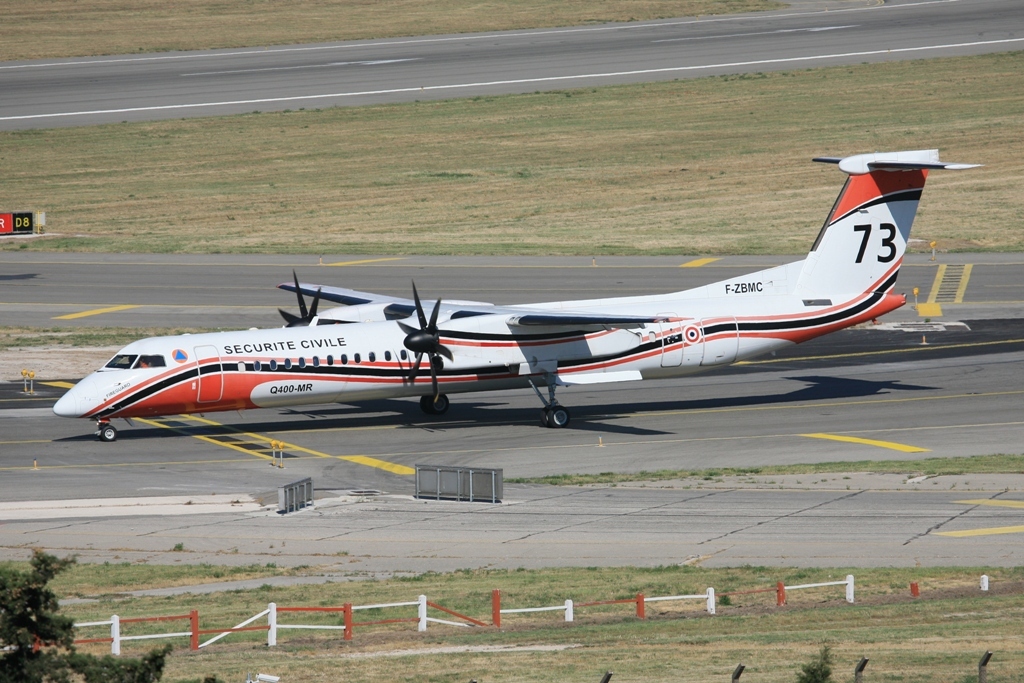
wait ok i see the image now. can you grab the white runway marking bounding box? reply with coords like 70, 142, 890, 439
0, 0, 959, 71
651, 25, 858, 43
2, 35, 1018, 123
181, 58, 419, 77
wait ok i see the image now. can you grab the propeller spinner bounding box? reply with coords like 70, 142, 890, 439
399, 281, 453, 401
279, 270, 322, 327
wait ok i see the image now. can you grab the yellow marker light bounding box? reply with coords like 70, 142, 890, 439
913, 287, 919, 297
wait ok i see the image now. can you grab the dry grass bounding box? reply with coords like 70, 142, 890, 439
0, 0, 780, 62
46, 564, 1024, 683
3, 51, 1023, 256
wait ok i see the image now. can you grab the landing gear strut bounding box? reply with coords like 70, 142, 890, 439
96, 420, 118, 442
530, 379, 571, 429
420, 394, 450, 415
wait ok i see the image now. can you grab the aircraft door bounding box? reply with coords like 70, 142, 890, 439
195, 345, 223, 403
699, 317, 738, 366
658, 316, 682, 367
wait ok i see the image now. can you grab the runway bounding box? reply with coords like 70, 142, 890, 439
2, 0, 1023, 129
2, 253, 1024, 568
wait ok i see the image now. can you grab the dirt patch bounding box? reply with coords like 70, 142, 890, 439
3, 346, 116, 381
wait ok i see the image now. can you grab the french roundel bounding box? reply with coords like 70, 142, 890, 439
684, 326, 702, 343
172, 349, 189, 363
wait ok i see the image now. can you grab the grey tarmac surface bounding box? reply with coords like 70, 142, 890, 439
2, 253, 1024, 569
2, 0, 1023, 129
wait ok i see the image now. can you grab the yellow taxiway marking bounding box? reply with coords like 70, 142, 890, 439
140, 414, 413, 474
340, 455, 415, 475
916, 302, 942, 317
936, 525, 1024, 538
800, 433, 930, 453
954, 264, 973, 303
954, 499, 1024, 510
679, 257, 721, 268
934, 499, 1024, 537
326, 257, 406, 267
40, 381, 75, 389
53, 304, 140, 320
926, 264, 946, 304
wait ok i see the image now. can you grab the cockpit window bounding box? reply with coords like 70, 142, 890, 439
104, 354, 137, 370
135, 355, 166, 369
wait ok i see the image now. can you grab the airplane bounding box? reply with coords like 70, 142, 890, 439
53, 149, 978, 442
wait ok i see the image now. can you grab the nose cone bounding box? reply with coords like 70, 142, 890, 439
53, 389, 81, 418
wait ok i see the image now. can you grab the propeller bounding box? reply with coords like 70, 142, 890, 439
279, 270, 322, 327
398, 281, 453, 401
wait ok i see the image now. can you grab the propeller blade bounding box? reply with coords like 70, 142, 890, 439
408, 353, 424, 384
278, 308, 302, 326
308, 287, 322, 320
411, 281, 429, 330
429, 355, 440, 399
436, 344, 454, 361
292, 270, 308, 319
397, 321, 418, 335
428, 297, 442, 330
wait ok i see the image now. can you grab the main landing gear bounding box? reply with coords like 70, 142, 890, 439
530, 379, 571, 429
96, 419, 117, 442
420, 394, 450, 415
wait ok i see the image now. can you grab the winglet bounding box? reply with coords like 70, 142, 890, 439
813, 149, 981, 175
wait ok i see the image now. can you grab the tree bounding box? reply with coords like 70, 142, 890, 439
796, 644, 834, 683
0, 551, 170, 683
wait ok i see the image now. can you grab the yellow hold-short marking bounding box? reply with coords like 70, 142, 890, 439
936, 525, 1024, 538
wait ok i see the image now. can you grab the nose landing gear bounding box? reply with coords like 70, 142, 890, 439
96, 419, 118, 442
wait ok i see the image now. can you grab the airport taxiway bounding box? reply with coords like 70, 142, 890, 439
2, 253, 1024, 569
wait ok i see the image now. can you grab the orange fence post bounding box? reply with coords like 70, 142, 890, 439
189, 610, 199, 650
343, 603, 353, 641
776, 581, 786, 606
636, 593, 646, 619
492, 589, 501, 628
910, 582, 920, 597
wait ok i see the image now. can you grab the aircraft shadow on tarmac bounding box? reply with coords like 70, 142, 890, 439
55, 375, 936, 441
0, 273, 38, 281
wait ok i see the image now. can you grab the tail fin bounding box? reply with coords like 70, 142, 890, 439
795, 149, 979, 298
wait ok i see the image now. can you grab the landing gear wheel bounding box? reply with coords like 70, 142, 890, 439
547, 405, 571, 428
97, 423, 118, 442
541, 405, 570, 428
419, 394, 450, 415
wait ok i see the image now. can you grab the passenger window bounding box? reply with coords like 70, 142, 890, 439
400, 350, 408, 361
327, 355, 334, 366
354, 353, 361, 364
269, 359, 278, 371
298, 357, 306, 368
104, 354, 137, 370
312, 356, 320, 367
385, 351, 392, 361
341, 354, 348, 365
368, 352, 376, 363
284, 358, 293, 370
254, 360, 262, 371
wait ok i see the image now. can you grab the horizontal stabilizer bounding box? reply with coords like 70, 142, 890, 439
813, 149, 981, 175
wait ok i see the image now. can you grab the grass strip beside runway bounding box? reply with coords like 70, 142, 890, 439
510, 453, 1024, 485
3, 52, 1023, 255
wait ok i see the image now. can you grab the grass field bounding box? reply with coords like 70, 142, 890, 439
3, 51, 1022, 256
17, 563, 1020, 683
0, 0, 781, 62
